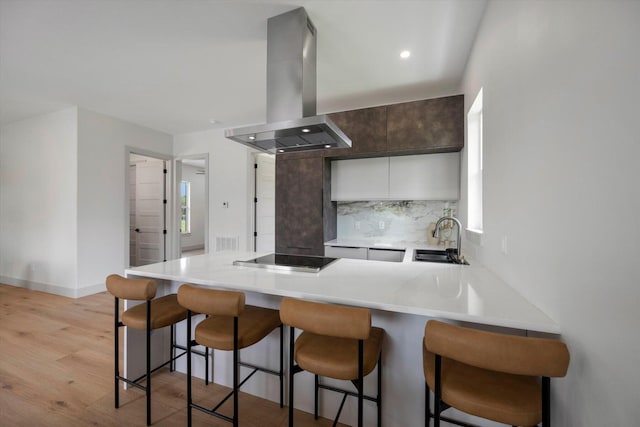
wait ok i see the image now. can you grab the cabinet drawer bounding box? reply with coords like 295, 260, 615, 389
367, 248, 405, 262
324, 245, 368, 260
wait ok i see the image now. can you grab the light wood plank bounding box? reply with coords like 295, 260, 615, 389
0, 284, 348, 426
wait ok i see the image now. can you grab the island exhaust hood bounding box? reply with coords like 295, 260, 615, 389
224, 7, 352, 154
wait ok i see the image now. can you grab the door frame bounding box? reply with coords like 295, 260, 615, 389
252, 152, 276, 253
125, 146, 174, 267
174, 153, 209, 258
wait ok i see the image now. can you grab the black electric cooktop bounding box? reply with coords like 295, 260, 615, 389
233, 253, 338, 273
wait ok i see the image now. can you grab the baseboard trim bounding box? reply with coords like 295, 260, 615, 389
0, 276, 105, 298
77, 282, 107, 298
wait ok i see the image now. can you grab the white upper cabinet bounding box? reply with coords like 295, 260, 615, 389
331, 153, 460, 201
331, 157, 389, 201
388, 153, 460, 200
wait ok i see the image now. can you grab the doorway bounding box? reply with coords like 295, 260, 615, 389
128, 152, 169, 267
176, 154, 209, 258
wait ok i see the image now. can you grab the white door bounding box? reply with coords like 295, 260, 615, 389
255, 153, 275, 253
133, 158, 166, 266
129, 164, 137, 266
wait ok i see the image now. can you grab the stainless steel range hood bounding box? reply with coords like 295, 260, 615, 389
225, 7, 352, 154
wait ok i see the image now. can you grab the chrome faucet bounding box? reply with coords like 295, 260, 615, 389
434, 216, 463, 261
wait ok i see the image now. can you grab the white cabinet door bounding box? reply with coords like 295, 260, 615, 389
331, 157, 389, 201
324, 245, 368, 260
388, 153, 460, 200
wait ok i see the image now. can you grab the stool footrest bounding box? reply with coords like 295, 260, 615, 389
190, 402, 234, 423
318, 383, 378, 403
116, 374, 147, 392
128, 350, 188, 384
240, 361, 282, 377
173, 343, 208, 358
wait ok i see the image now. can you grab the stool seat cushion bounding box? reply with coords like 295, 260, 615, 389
295, 327, 384, 380
423, 349, 541, 426
122, 294, 188, 330
195, 305, 281, 351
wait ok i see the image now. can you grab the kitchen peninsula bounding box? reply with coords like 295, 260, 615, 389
124, 251, 559, 426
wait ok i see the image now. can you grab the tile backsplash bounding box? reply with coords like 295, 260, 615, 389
337, 200, 459, 244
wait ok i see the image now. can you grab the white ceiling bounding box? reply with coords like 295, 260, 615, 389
0, 0, 486, 135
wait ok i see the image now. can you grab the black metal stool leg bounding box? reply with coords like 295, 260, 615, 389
146, 300, 151, 426
232, 316, 239, 427
280, 323, 284, 408
114, 297, 120, 409
425, 383, 430, 427
187, 310, 193, 427
205, 346, 209, 385
288, 326, 295, 427
170, 324, 175, 372
314, 374, 319, 420
434, 355, 441, 427
357, 339, 364, 427
377, 352, 382, 427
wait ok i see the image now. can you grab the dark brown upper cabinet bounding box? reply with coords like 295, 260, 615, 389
325, 106, 388, 158
387, 95, 464, 154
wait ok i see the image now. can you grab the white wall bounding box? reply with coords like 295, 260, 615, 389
173, 129, 254, 252
0, 107, 173, 297
0, 108, 79, 295
77, 108, 173, 295
460, 1, 640, 426
180, 163, 206, 251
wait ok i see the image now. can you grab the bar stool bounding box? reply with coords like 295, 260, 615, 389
423, 320, 570, 427
177, 284, 284, 427
106, 274, 195, 425
280, 297, 384, 427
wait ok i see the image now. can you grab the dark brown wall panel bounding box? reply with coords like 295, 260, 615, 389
275, 156, 325, 255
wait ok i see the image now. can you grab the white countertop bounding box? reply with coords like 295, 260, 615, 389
125, 251, 559, 334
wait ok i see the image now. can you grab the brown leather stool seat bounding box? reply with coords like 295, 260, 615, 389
423, 320, 570, 427
295, 329, 384, 380
280, 297, 384, 427
106, 274, 191, 426
195, 305, 282, 350
177, 284, 284, 427
122, 294, 187, 330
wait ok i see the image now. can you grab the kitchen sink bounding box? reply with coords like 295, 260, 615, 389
413, 249, 469, 265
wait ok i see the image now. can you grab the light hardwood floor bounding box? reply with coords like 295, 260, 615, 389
0, 284, 346, 426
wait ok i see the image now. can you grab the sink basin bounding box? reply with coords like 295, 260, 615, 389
413, 249, 469, 265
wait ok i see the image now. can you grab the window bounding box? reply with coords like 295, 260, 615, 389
180, 180, 191, 234
467, 88, 483, 232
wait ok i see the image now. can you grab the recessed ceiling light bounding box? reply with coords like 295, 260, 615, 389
324, 144, 332, 148
400, 50, 411, 59
301, 128, 310, 133
277, 149, 285, 153
208, 119, 218, 124
248, 135, 256, 140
